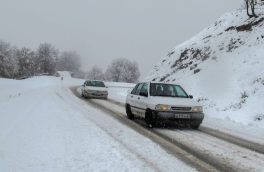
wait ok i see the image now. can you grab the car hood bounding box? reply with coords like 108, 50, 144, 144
149, 96, 201, 107
85, 86, 108, 91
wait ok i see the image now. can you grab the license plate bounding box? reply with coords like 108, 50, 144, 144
174, 114, 191, 119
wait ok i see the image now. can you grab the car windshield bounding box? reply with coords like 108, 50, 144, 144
150, 83, 189, 98
86, 81, 105, 87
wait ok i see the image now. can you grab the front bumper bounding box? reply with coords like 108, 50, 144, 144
153, 111, 204, 123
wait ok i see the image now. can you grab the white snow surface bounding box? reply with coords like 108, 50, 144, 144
146, 6, 264, 128
0, 76, 196, 172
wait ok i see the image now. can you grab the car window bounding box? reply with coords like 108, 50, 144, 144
175, 86, 188, 97
140, 83, 148, 96
135, 83, 144, 95
86, 81, 105, 87
131, 84, 139, 95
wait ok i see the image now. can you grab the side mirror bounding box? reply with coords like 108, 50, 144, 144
139, 92, 148, 97
189, 95, 193, 99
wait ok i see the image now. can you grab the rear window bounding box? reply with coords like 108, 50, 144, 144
86, 81, 105, 87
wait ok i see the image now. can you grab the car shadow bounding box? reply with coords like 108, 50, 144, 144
134, 118, 195, 130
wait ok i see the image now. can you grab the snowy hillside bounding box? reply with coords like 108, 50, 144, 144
146, 5, 264, 126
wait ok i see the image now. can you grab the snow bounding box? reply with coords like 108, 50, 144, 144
145, 6, 264, 128
56, 71, 72, 78
105, 82, 264, 145
106, 82, 135, 103
0, 76, 196, 172
77, 88, 264, 172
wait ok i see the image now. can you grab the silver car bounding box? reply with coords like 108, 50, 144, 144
81, 80, 108, 99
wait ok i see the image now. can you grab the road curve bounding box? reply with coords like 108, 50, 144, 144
107, 96, 264, 154
71, 86, 264, 172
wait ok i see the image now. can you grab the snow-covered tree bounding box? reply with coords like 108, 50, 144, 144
56, 51, 81, 72
86, 66, 105, 80
16, 47, 35, 77
0, 40, 18, 78
35, 43, 58, 75
105, 58, 140, 83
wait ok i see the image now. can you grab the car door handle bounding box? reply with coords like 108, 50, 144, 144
131, 95, 134, 98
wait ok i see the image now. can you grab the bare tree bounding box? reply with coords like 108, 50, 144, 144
86, 66, 105, 80
105, 58, 140, 83
17, 47, 35, 77
0, 40, 18, 78
56, 51, 81, 72
245, 0, 258, 18
35, 43, 58, 75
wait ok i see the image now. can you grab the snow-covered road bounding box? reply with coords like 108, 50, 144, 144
80, 88, 264, 172
0, 76, 197, 172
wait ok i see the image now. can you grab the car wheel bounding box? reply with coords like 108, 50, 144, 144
145, 109, 154, 128
81, 91, 84, 97
191, 123, 200, 129
125, 104, 134, 120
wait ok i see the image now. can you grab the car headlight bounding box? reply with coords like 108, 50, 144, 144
155, 104, 171, 111
192, 106, 203, 113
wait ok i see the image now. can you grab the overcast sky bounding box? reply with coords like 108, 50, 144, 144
0, 0, 242, 78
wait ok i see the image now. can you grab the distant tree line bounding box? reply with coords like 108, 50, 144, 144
0, 40, 82, 79
0, 39, 140, 83
85, 58, 140, 83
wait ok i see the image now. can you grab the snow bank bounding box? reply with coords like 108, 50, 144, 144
56, 71, 72, 78
105, 82, 135, 103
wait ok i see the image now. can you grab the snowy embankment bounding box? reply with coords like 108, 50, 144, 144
105, 82, 135, 103
0, 75, 195, 172
145, 5, 264, 128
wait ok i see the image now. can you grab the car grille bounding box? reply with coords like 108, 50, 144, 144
171, 106, 192, 112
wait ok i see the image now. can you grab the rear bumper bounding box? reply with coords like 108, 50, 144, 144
153, 111, 204, 123
84, 91, 108, 98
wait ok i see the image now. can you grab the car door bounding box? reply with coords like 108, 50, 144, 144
130, 83, 144, 117
136, 83, 149, 118
127, 83, 139, 107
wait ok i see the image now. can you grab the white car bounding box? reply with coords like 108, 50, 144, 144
81, 80, 108, 99
125, 82, 204, 129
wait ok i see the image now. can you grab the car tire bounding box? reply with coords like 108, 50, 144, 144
190, 123, 200, 129
145, 109, 154, 128
81, 91, 84, 97
125, 104, 134, 120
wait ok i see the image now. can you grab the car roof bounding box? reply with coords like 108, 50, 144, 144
138, 81, 180, 85
85, 80, 105, 82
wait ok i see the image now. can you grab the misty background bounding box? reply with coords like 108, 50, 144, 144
0, 0, 242, 78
